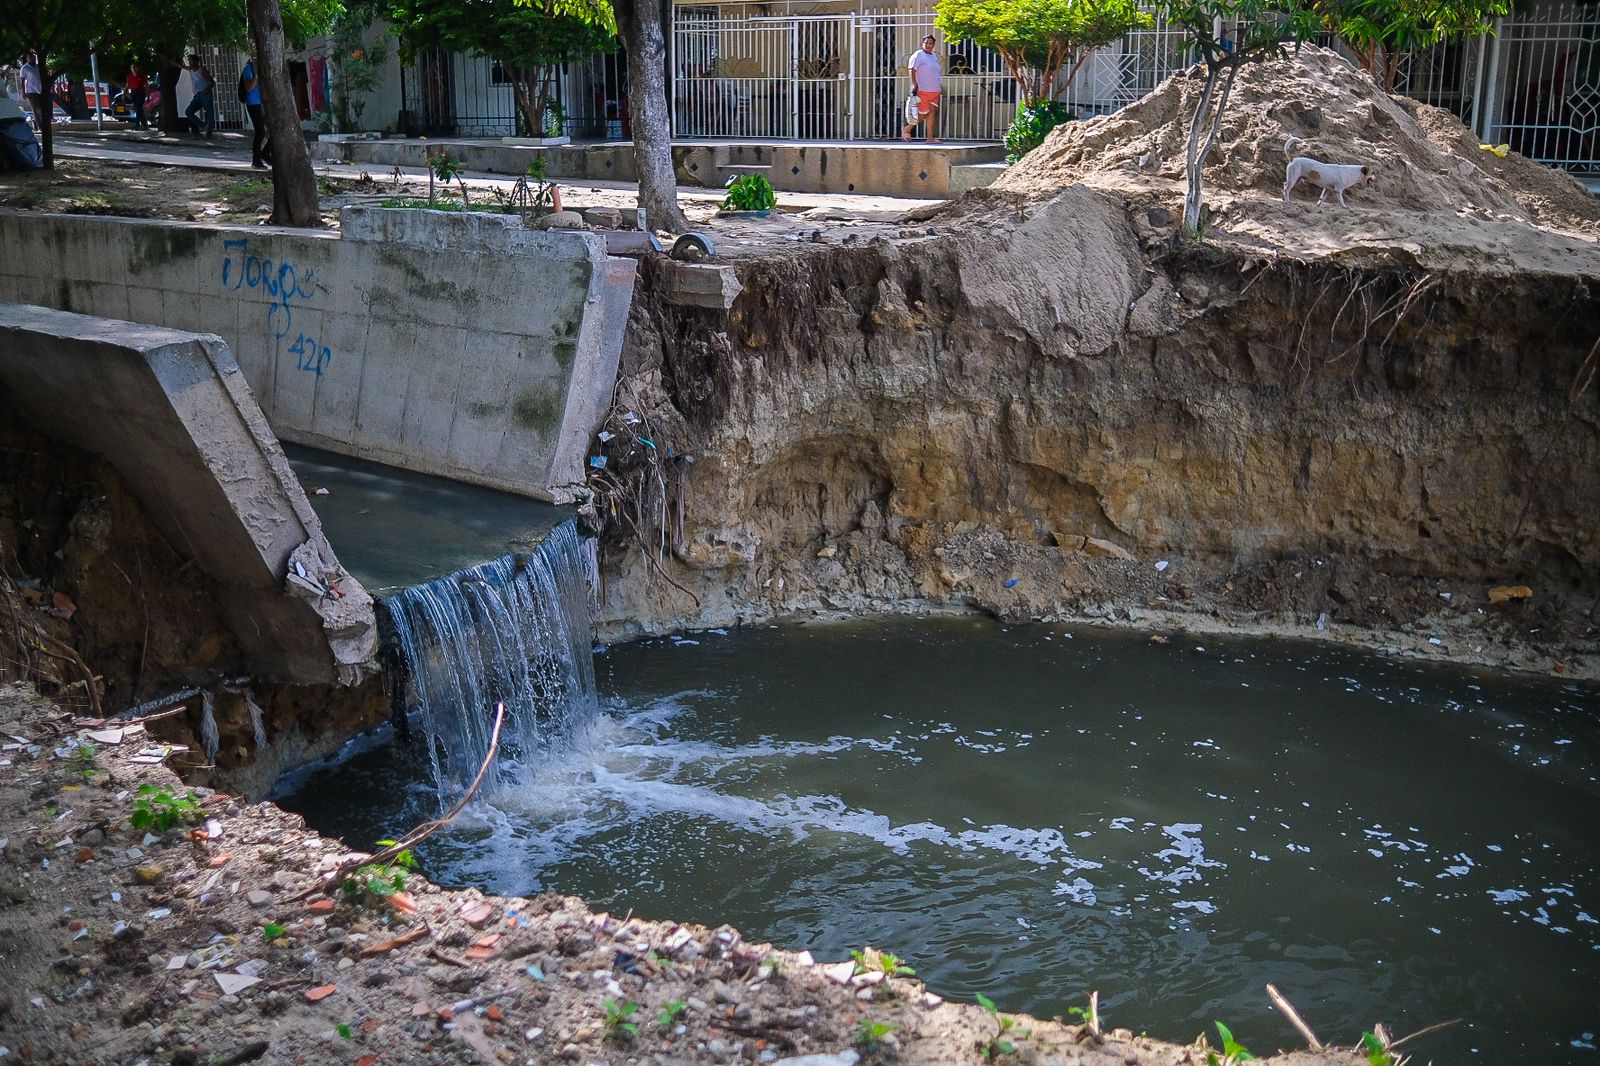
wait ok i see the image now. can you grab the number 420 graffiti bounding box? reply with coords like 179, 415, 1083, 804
289, 333, 332, 376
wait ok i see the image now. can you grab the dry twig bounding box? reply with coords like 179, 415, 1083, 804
1265, 983, 1322, 1050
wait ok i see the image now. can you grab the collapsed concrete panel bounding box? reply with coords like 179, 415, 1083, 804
0, 207, 637, 502
0, 304, 376, 685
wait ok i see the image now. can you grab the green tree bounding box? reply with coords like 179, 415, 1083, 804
1153, 0, 1322, 235
387, 0, 615, 137
935, 0, 1152, 105
1323, 0, 1505, 92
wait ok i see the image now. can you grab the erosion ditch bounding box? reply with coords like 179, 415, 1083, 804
588, 186, 1599, 679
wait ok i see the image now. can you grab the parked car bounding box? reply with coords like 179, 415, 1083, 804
110, 74, 162, 126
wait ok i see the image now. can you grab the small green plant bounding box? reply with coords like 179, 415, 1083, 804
340, 839, 417, 901
856, 1018, 896, 1050
1361, 1031, 1403, 1066
1066, 990, 1102, 1036
852, 947, 917, 980
1204, 1021, 1255, 1065
657, 998, 687, 1029
543, 98, 567, 138
262, 922, 288, 940
335, 1022, 353, 1040
67, 744, 96, 780
1004, 100, 1077, 163
602, 997, 640, 1042
975, 992, 1028, 1059
428, 153, 468, 206
129, 784, 203, 833
720, 173, 776, 212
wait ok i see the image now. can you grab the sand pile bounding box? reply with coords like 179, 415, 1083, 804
995, 45, 1600, 237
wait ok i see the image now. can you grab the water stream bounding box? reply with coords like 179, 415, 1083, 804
279, 617, 1600, 1062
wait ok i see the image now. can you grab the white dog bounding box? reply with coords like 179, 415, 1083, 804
1282, 136, 1374, 208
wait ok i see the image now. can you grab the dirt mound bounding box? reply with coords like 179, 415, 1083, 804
995, 45, 1600, 236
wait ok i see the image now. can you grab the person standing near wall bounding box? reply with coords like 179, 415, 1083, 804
183, 53, 216, 137
126, 63, 149, 129
901, 34, 942, 144
240, 57, 270, 169
17, 52, 46, 132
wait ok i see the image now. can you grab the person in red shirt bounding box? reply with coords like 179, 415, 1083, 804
125, 63, 149, 128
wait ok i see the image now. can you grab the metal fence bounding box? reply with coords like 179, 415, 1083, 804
400, 47, 627, 139
1484, 3, 1599, 177
664, 0, 1600, 179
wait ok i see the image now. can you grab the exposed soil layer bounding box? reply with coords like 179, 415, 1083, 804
0, 684, 1401, 1065
0, 398, 388, 799
587, 54, 1599, 680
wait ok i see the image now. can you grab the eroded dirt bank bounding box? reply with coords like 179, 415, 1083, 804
590, 116, 1600, 679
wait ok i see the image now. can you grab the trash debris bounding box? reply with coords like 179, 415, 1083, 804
305, 984, 337, 1002
1155, 560, 1170, 572
588, 455, 608, 469
1004, 578, 1020, 588
214, 972, 262, 995
1488, 584, 1533, 604
314, 487, 330, 495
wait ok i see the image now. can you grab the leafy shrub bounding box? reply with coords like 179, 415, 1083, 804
129, 784, 203, 833
1004, 100, 1077, 163
721, 173, 777, 212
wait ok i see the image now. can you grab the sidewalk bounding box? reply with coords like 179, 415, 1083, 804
50, 130, 944, 215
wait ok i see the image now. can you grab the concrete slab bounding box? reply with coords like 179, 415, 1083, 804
949, 161, 1009, 195
0, 208, 638, 503
0, 304, 377, 684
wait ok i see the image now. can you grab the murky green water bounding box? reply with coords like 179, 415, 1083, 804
278, 618, 1599, 1061
283, 443, 567, 594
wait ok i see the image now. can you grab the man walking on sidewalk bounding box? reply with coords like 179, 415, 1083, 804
240, 57, 270, 168
183, 54, 216, 137
18, 52, 47, 131
901, 35, 942, 144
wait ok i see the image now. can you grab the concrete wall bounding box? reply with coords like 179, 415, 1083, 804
0, 304, 377, 685
340, 139, 1005, 198
0, 208, 636, 502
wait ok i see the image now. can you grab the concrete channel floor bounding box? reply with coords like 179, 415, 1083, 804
49, 129, 945, 216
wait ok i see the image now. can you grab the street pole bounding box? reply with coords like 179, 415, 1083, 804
90, 52, 103, 131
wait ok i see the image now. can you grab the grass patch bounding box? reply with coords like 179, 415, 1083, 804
376, 195, 510, 214
219, 177, 273, 209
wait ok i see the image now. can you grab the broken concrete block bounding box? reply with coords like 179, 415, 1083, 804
1487, 584, 1533, 604
1082, 537, 1134, 561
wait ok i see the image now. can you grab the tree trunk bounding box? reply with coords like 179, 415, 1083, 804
246, 0, 321, 226
158, 59, 184, 133
36, 52, 54, 169
615, 0, 688, 232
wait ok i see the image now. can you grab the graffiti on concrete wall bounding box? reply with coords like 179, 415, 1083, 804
220, 238, 334, 377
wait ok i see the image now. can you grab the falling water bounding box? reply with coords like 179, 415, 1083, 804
382, 519, 598, 808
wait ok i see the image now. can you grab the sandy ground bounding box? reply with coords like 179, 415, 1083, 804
0, 684, 1394, 1066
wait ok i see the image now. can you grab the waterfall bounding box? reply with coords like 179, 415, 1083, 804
382, 519, 598, 807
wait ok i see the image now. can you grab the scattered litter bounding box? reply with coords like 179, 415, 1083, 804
236, 959, 268, 977
1428, 637, 1444, 646
305, 984, 337, 1002
214, 973, 262, 995
588, 455, 608, 469
129, 745, 187, 765
622, 411, 640, 424
84, 724, 144, 745
597, 431, 615, 442
167, 955, 187, 970
1004, 578, 1020, 588
314, 487, 330, 495
146, 907, 172, 920
1316, 612, 1329, 631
